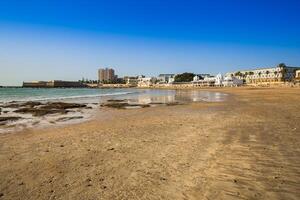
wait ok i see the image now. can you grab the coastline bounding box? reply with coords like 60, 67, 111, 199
0, 87, 299, 199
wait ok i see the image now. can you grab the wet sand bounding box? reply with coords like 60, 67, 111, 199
0, 87, 299, 199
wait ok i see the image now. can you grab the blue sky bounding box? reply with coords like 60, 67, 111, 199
0, 0, 300, 86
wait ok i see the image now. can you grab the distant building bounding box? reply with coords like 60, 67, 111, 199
98, 68, 115, 83
137, 76, 157, 87
23, 80, 84, 88
195, 74, 210, 79
226, 65, 300, 85
192, 75, 216, 87
124, 76, 139, 86
222, 76, 243, 87
157, 74, 175, 83
46, 80, 84, 88
192, 73, 243, 87
295, 69, 300, 79
22, 81, 48, 88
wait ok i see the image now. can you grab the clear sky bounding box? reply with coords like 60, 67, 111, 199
0, 0, 300, 86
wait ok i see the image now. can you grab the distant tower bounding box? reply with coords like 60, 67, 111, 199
98, 68, 115, 83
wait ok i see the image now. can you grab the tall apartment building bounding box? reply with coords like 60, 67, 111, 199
98, 68, 115, 83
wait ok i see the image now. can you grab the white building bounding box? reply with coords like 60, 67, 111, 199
124, 76, 138, 86
192, 73, 243, 87
137, 76, 157, 87
226, 64, 300, 84
295, 69, 300, 79
157, 74, 175, 83
215, 74, 223, 86
222, 76, 244, 87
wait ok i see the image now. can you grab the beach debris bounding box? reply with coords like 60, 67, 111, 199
18, 182, 24, 186
107, 147, 115, 151
86, 178, 92, 187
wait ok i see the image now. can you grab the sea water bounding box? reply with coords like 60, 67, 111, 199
0, 88, 227, 103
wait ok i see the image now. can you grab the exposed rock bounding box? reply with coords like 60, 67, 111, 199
14, 107, 68, 116
165, 102, 183, 106
149, 102, 165, 105
107, 99, 126, 102
0, 116, 22, 125
0, 116, 22, 122
41, 102, 87, 110
2, 101, 43, 108
101, 102, 131, 109
101, 102, 150, 109
56, 116, 83, 122
22, 101, 43, 108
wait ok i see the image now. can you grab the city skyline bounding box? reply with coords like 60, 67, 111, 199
1, 0, 300, 86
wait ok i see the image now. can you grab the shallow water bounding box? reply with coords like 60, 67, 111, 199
0, 88, 227, 133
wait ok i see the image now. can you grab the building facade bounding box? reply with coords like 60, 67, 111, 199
137, 76, 157, 87
98, 68, 115, 83
157, 74, 175, 83
226, 65, 300, 85
295, 69, 300, 79
23, 80, 84, 88
124, 76, 139, 86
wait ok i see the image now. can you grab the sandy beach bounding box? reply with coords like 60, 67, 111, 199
0, 87, 299, 200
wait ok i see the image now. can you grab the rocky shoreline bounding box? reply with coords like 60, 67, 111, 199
0, 101, 95, 131
0, 99, 184, 132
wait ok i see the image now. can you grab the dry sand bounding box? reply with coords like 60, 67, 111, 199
0, 87, 299, 200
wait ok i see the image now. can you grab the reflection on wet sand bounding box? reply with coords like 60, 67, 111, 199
105, 89, 227, 105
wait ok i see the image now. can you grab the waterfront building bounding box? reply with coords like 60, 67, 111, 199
137, 76, 157, 87
222, 76, 244, 87
295, 69, 300, 79
124, 76, 139, 86
157, 74, 175, 83
98, 68, 115, 83
46, 80, 84, 88
214, 74, 224, 86
226, 64, 300, 85
192, 75, 216, 87
23, 81, 48, 88
23, 80, 84, 88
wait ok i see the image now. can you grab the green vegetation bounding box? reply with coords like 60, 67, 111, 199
174, 73, 195, 82
234, 71, 243, 77
277, 63, 287, 68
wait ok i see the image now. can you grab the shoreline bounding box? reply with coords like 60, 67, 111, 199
0, 87, 299, 199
